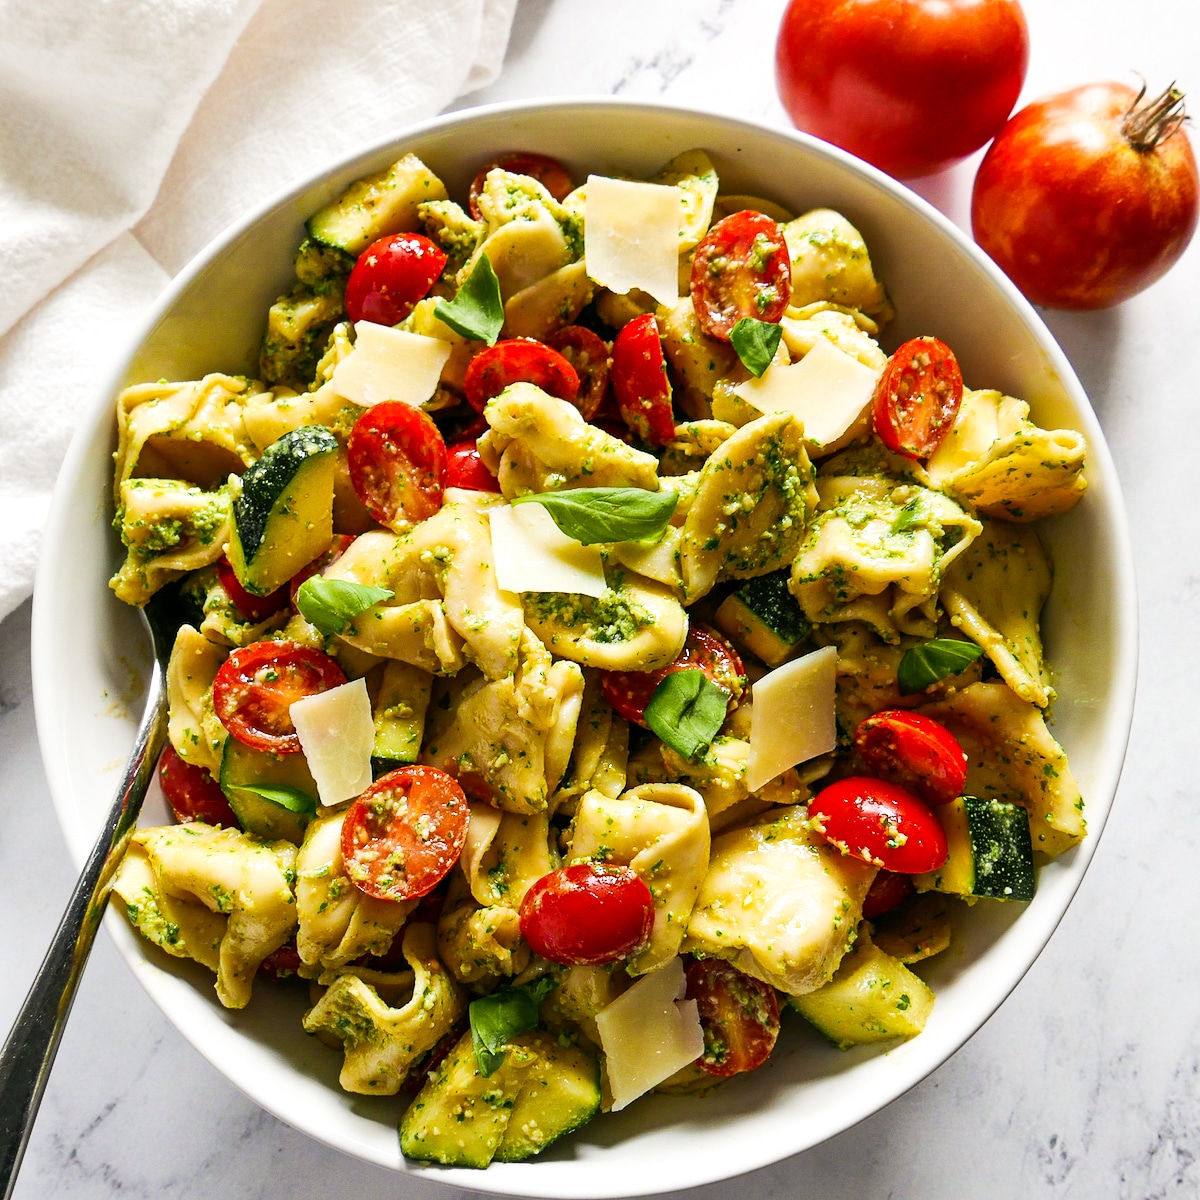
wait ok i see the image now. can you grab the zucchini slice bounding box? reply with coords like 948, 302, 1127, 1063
219, 738, 316, 845
715, 568, 811, 667
915, 795, 1036, 902
371, 660, 432, 767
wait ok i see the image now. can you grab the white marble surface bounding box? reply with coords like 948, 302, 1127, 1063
3, 0, 1199, 1195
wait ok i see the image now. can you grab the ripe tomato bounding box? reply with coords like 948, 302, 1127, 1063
861, 869, 915, 919
468, 151, 575, 220
872, 336, 962, 459
445, 439, 501, 492
215, 556, 287, 623
545, 325, 611, 419
347, 400, 447, 530
690, 211, 791, 340
610, 314, 675, 446
158, 745, 239, 828
972, 82, 1199, 309
288, 534, 356, 609
776, 0, 1029, 179
809, 776, 947, 873
684, 958, 781, 1077
212, 640, 347, 755
345, 233, 447, 326
854, 709, 967, 806
519, 862, 654, 966
258, 940, 303, 980
463, 337, 580, 414
341, 766, 469, 902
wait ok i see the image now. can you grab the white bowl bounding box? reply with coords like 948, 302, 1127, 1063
31, 98, 1137, 1198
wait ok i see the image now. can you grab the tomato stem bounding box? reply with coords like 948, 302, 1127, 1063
1122, 81, 1188, 152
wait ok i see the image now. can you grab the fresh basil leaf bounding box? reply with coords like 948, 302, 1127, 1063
235, 783, 318, 814
295, 577, 393, 636
512, 487, 678, 545
897, 639, 984, 695
645, 668, 729, 761
730, 317, 782, 378
470, 975, 557, 1077
433, 254, 504, 345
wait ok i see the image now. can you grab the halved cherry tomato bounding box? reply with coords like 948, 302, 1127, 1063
809, 776, 948, 874
854, 709, 967, 807
519, 862, 654, 966
445, 439, 501, 492
347, 401, 446, 530
545, 325, 611, 419
341, 766, 468, 902
690, 210, 792, 341
158, 744, 239, 828
610, 314, 675, 446
215, 556, 287, 623
288, 534, 356, 609
601, 625, 746, 729
463, 338, 580, 414
872, 336, 963, 460
861, 870, 915, 919
468, 151, 575, 220
258, 940, 303, 980
684, 958, 781, 1077
212, 640, 347, 755
344, 233, 447, 326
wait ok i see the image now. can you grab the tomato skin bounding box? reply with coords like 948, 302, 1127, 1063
463, 338, 580, 414
288, 534, 356, 609
545, 325, 611, 420
345, 233, 447, 325
972, 82, 1199, 310
215, 557, 287, 623
610, 314, 675, 446
854, 709, 967, 806
872, 336, 962, 460
690, 211, 792, 340
809, 776, 948, 873
158, 745, 239, 828
445, 439, 501, 492
776, 0, 1029, 179
861, 869, 915, 919
258, 940, 303, 980
519, 862, 654, 966
468, 151, 574, 220
684, 958, 781, 1077
347, 401, 446, 530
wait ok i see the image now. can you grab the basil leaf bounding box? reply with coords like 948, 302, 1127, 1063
433, 254, 504, 345
512, 487, 678, 545
730, 317, 782, 378
295, 577, 393, 636
234, 783, 317, 814
469, 975, 557, 1077
645, 668, 729, 761
897, 639, 984, 695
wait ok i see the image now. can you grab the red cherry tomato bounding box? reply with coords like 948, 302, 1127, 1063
776, 0, 1029, 179
215, 557, 287, 623
872, 336, 963, 460
468, 151, 575, 220
601, 625, 746, 730
684, 958, 781, 1077
463, 338, 580, 414
344, 233, 447, 326
212, 640, 347, 755
158, 744, 239, 828
690, 211, 792, 340
610, 314, 675, 446
341, 766, 468, 902
861, 869, 915, 919
809, 776, 948, 874
258, 940, 303, 980
519, 862, 654, 966
288, 534, 356, 609
972, 82, 1199, 310
445, 439, 501, 492
854, 709, 967, 807
545, 325, 611, 420
347, 401, 446, 530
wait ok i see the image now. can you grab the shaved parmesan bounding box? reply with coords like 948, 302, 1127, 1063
331, 321, 451, 408
584, 175, 682, 307
291, 677, 374, 805
746, 645, 838, 792
595, 957, 704, 1111
488, 503, 608, 598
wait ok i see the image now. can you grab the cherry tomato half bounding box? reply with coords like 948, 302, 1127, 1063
345, 233, 447, 326
215, 556, 287, 623
445, 439, 501, 492
808, 776, 948, 874
872, 336, 963, 460
519, 862, 654, 966
854, 709, 967, 807
684, 958, 781, 1078
610, 314, 676, 446
158, 744, 239, 828
288, 534, 356, 609
545, 325, 611, 420
861, 869, 915, 919
690, 211, 792, 341
341, 766, 469, 903
258, 940, 303, 980
468, 151, 575, 220
347, 401, 447, 530
212, 640, 347, 755
463, 338, 580, 414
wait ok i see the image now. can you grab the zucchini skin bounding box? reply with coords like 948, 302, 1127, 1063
916, 795, 1036, 901
716, 568, 810, 667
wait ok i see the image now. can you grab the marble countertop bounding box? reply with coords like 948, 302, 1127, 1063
3, 0, 1199, 1196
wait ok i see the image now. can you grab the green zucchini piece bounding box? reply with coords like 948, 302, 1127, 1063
715, 568, 810, 667
915, 795, 1036, 901
372, 661, 432, 767
219, 738, 316, 844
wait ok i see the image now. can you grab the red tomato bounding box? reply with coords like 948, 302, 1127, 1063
158, 745, 239, 828
215, 557, 287, 623
445, 439, 501, 492
972, 82, 1199, 310
463, 338, 580, 414
341, 766, 468, 902
344, 233, 447, 326
347, 401, 446, 530
809, 776, 948, 873
690, 211, 792, 340
212, 640, 347, 755
872, 336, 962, 459
610, 314, 675, 446
288, 534, 356, 609
468, 151, 575, 220
861, 869, 915, 919
684, 958, 781, 1078
854, 709, 967, 806
258, 940, 303, 980
519, 862, 654, 966
545, 325, 611, 420
775, 0, 1029, 179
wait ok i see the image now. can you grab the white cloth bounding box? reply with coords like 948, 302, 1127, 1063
0, 0, 516, 623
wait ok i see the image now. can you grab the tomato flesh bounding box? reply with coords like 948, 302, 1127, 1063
347, 400, 447, 530
216, 557, 287, 623
610, 313, 675, 446
345, 233, 447, 326
690, 210, 791, 341
545, 325, 611, 420
258, 940, 303, 980
445, 439, 501, 492
684, 958, 780, 1077
468, 151, 574, 220
872, 336, 963, 459
854, 709, 967, 806
158, 744, 239, 828
463, 338, 580, 414
288, 534, 356, 609
861, 869, 915, 919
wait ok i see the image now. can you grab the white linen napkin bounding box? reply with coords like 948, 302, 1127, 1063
0, 0, 516, 624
